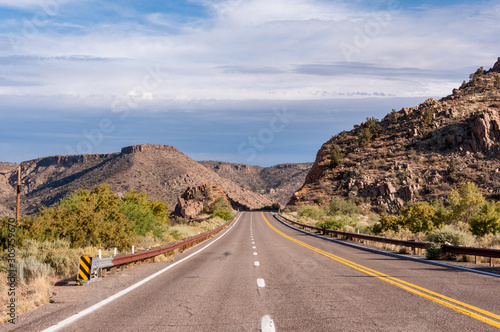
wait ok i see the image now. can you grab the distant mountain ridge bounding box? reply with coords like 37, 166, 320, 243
289, 57, 500, 212
0, 145, 310, 216
200, 161, 312, 206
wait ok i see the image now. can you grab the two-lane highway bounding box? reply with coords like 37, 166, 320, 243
11, 211, 500, 331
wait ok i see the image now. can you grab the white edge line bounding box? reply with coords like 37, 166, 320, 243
261, 315, 276, 332
42, 214, 243, 332
273, 214, 500, 279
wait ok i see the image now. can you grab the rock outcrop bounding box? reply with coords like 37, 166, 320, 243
289, 58, 500, 212
121, 144, 179, 154
174, 184, 233, 219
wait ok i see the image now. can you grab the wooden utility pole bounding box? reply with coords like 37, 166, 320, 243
16, 166, 21, 225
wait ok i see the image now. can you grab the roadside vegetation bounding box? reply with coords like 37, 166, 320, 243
0, 184, 234, 323
284, 182, 500, 260
283, 197, 379, 235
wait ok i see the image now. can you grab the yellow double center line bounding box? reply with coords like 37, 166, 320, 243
261, 212, 500, 329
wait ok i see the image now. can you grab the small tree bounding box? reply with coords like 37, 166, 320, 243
365, 117, 382, 138
359, 127, 373, 147
422, 107, 434, 128
469, 201, 500, 236
329, 144, 343, 168
390, 109, 399, 124
448, 182, 485, 224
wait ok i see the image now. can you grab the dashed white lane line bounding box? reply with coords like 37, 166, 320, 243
253, 252, 258, 256
252, 246, 256, 249
257, 278, 266, 288
261, 315, 276, 332
254, 261, 260, 267
252, 241, 255, 244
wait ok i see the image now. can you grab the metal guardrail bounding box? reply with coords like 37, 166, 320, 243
87, 216, 237, 279
276, 214, 500, 264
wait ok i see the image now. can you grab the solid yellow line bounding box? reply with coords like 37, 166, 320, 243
261, 212, 500, 329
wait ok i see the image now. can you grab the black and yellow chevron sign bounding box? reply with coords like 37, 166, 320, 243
78, 256, 92, 281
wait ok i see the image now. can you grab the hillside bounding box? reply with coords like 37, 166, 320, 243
0, 145, 273, 216
199, 161, 312, 206
289, 58, 500, 213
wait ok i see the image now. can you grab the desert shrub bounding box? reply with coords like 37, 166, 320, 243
198, 216, 226, 232
210, 209, 232, 221
316, 215, 350, 230
16, 257, 52, 285
298, 205, 325, 221
426, 225, 475, 247
10, 239, 81, 278
341, 225, 356, 233
325, 197, 362, 215
469, 201, 500, 236
209, 197, 231, 213
478, 233, 500, 248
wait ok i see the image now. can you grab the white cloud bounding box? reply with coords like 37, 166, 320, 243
0, 0, 499, 112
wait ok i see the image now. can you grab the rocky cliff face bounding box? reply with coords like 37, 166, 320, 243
121, 144, 178, 154
290, 58, 500, 212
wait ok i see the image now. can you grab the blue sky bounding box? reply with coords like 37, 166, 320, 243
0, 0, 499, 166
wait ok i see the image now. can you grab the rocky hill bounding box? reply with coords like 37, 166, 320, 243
289, 58, 500, 213
0, 144, 274, 216
199, 161, 312, 206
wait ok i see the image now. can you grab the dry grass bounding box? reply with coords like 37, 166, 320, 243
0, 257, 55, 324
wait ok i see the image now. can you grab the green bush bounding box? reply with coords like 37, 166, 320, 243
374, 213, 401, 233
298, 205, 325, 222
326, 197, 362, 215
425, 243, 443, 260
399, 202, 439, 234
448, 182, 485, 224
120, 190, 170, 237
469, 201, 500, 236
210, 209, 232, 221
316, 216, 348, 230
22, 184, 136, 250
209, 197, 231, 214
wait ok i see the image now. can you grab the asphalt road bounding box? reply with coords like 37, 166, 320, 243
8, 211, 500, 331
